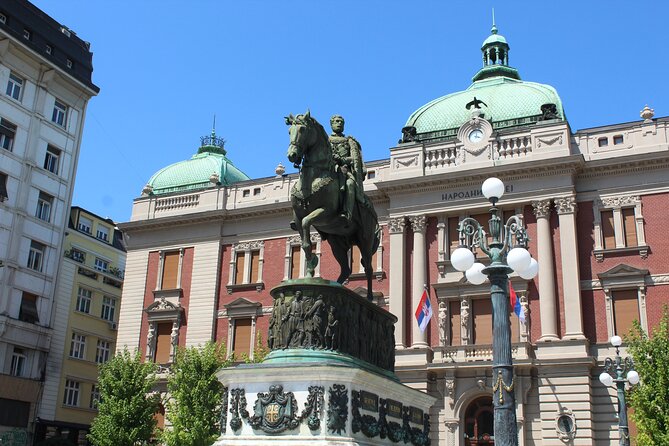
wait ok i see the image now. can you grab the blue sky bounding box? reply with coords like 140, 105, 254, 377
33, 1, 668, 223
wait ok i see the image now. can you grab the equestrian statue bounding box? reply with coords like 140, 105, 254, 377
286, 111, 380, 301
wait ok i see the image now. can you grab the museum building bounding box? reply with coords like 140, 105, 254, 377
116, 24, 668, 444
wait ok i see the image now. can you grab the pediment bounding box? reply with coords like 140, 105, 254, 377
146, 297, 180, 312
224, 297, 262, 318
598, 264, 648, 280
224, 297, 262, 310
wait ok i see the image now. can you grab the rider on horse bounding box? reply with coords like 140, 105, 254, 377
329, 115, 374, 222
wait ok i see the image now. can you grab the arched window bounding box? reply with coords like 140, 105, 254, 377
464, 396, 494, 445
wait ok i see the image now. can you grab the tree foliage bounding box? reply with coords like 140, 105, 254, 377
626, 306, 669, 446
88, 348, 159, 446
162, 342, 231, 446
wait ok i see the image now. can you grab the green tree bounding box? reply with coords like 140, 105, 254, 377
626, 306, 669, 446
162, 342, 231, 446
88, 348, 159, 446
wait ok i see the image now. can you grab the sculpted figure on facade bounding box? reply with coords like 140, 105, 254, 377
283, 291, 306, 347
438, 301, 448, 346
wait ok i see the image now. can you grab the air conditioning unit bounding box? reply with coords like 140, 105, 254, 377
108, 322, 117, 331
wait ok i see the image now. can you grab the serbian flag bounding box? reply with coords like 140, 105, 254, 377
509, 281, 525, 323
414, 288, 433, 332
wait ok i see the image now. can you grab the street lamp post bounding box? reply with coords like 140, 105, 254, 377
451, 177, 538, 446
599, 335, 640, 446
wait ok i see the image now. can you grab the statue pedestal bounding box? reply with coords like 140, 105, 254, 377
214, 361, 435, 445
214, 279, 435, 445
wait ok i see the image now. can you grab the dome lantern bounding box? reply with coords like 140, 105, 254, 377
473, 14, 520, 82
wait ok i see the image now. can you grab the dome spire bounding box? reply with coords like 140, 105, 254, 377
472, 15, 521, 82
491, 8, 497, 35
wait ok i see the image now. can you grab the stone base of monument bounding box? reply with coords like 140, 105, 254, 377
213, 279, 435, 445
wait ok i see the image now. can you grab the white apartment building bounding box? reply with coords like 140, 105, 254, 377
0, 0, 99, 440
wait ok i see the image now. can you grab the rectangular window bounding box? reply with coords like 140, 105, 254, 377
0, 172, 7, 201
35, 191, 53, 222
154, 322, 172, 364
242, 189, 250, 198
69, 248, 86, 263
613, 135, 624, 145
90, 385, 100, 410
27, 240, 45, 271
234, 251, 245, 284
94, 257, 109, 273
613, 289, 640, 336
448, 216, 460, 253
96, 226, 109, 242
0, 118, 17, 151
19, 292, 39, 324
601, 210, 615, 249
290, 245, 301, 279
161, 251, 180, 289
0, 398, 30, 428
253, 187, 261, 196
449, 300, 461, 346
52, 99, 67, 127
96, 340, 111, 364
63, 380, 80, 406
100, 296, 116, 322
5, 73, 23, 100
69, 333, 86, 359
472, 299, 493, 345
232, 318, 252, 357
622, 208, 638, 247
250, 250, 260, 283
76, 287, 91, 314
10, 348, 26, 377
44, 145, 61, 174
351, 246, 362, 274
77, 215, 92, 234
598, 137, 609, 147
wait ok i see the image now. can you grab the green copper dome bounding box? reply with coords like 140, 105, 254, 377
403, 24, 565, 143
146, 132, 250, 195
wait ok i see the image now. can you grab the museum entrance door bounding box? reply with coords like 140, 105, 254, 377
464, 396, 494, 445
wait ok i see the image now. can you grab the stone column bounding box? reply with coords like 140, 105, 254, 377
555, 196, 585, 339
532, 200, 559, 341
410, 215, 428, 348
388, 217, 407, 348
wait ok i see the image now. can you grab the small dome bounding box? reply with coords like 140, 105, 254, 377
482, 25, 507, 47
146, 132, 250, 195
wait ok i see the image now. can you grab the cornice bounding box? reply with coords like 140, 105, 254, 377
578, 153, 669, 180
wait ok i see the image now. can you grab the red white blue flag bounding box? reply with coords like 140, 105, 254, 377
509, 281, 525, 323
414, 288, 433, 332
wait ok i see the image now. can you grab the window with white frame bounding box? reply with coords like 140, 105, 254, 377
224, 298, 262, 360
69, 248, 86, 263
101, 296, 116, 322
35, 191, 53, 222
44, 145, 61, 174
0, 118, 17, 151
76, 287, 91, 314
90, 384, 100, 410
78, 215, 92, 234
157, 249, 183, 290
598, 264, 649, 339
593, 196, 648, 261
96, 225, 109, 242
27, 240, 45, 272
283, 234, 321, 280
52, 99, 67, 127
96, 340, 111, 364
94, 257, 109, 273
5, 72, 23, 101
69, 333, 86, 359
229, 241, 264, 287
10, 347, 26, 377
63, 379, 80, 406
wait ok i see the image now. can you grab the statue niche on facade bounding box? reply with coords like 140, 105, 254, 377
286, 111, 380, 300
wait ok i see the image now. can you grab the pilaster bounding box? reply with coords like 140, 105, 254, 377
388, 217, 407, 348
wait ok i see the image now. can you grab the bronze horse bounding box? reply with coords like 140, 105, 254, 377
286, 111, 380, 300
